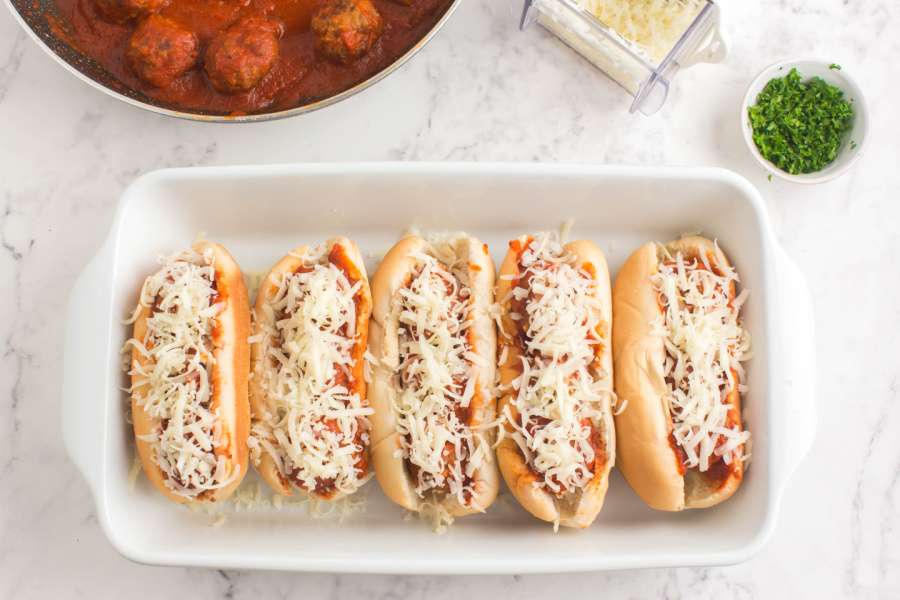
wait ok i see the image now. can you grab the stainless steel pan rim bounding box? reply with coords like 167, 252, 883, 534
4, 0, 461, 123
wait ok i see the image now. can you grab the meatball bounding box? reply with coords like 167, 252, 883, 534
94, 0, 169, 23
204, 17, 284, 94
126, 15, 199, 88
312, 0, 383, 64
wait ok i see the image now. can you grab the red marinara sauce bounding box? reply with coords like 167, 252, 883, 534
52, 0, 454, 115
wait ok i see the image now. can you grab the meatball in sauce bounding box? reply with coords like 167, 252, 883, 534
204, 17, 284, 94
312, 0, 383, 64
126, 15, 199, 87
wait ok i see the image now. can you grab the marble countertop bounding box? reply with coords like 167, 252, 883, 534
1, 0, 898, 597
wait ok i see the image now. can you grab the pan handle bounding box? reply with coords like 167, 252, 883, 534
771, 246, 817, 494
61, 243, 114, 494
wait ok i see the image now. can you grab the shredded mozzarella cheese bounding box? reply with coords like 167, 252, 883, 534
393, 248, 485, 508
128, 248, 239, 499
580, 0, 706, 64
251, 245, 372, 498
651, 244, 751, 472
503, 234, 612, 495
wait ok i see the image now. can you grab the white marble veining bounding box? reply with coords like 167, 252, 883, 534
1, 0, 898, 597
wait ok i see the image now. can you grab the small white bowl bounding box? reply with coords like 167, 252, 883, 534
741, 58, 868, 184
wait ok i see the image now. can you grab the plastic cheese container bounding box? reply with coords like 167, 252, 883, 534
520, 0, 727, 115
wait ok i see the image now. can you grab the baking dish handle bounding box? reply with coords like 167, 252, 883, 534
771, 246, 817, 491
61, 244, 113, 494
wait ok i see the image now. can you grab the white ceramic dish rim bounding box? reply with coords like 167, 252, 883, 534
61, 163, 817, 573
741, 57, 869, 184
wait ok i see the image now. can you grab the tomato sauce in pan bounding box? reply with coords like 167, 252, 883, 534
52, 0, 453, 115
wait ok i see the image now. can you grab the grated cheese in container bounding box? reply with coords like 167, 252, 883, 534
521, 0, 726, 115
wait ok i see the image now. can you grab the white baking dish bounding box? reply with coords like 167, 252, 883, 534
62, 163, 816, 573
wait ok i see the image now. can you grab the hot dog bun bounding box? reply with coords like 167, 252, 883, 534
249, 237, 372, 500
612, 236, 748, 511
369, 234, 499, 519
496, 235, 615, 529
130, 241, 250, 505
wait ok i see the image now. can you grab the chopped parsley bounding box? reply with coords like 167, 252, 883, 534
748, 68, 854, 175
768, 174, 773, 182
829, 63, 842, 70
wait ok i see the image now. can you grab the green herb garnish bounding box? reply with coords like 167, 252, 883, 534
768, 174, 773, 182
748, 68, 854, 175
829, 63, 842, 70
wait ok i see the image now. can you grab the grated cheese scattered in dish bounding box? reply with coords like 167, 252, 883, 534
127, 456, 143, 490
